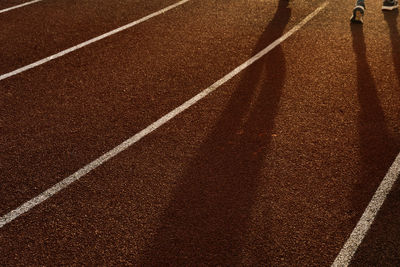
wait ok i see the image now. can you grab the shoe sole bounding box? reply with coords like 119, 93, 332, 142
382, 4, 399, 10
350, 8, 364, 23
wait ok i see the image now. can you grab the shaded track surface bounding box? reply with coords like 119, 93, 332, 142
1, 0, 399, 266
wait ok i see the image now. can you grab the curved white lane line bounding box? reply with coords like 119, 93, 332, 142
332, 152, 400, 267
0, 0, 42, 14
0, 0, 191, 82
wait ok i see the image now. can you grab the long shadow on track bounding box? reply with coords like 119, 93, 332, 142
138, 1, 291, 265
383, 10, 400, 89
350, 25, 399, 226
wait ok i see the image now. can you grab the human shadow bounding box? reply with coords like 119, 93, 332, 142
139, 1, 291, 265
350, 25, 398, 216
383, 9, 400, 87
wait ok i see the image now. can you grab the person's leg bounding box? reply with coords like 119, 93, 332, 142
382, 0, 399, 10
350, 0, 366, 24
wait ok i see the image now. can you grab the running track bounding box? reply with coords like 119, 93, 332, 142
1, 0, 399, 265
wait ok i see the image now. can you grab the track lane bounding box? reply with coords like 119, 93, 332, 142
0, 0, 192, 82
1, 0, 399, 265
0, 0, 42, 14
0, 0, 181, 73
0, 0, 38, 10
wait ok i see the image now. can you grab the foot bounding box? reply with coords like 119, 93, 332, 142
382, 0, 399, 10
350, 5, 365, 24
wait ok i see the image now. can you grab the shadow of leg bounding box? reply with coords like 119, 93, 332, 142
383, 9, 400, 89
350, 24, 398, 219
138, 1, 291, 265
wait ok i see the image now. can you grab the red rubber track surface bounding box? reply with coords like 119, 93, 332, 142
1, 0, 399, 266
0, 0, 35, 10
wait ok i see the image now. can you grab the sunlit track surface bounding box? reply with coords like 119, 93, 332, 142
1, 0, 399, 266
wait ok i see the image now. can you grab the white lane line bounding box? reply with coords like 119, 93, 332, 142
0, 2, 328, 228
0, 0, 191, 82
331, 152, 400, 267
0, 0, 42, 14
